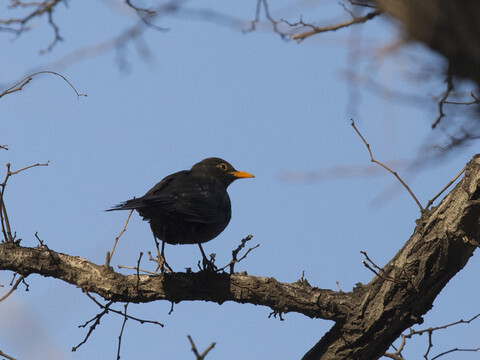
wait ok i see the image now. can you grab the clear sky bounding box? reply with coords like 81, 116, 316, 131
1, 1, 479, 359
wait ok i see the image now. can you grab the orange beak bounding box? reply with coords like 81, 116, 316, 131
230, 170, 255, 179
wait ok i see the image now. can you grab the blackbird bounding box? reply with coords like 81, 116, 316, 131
108, 157, 254, 270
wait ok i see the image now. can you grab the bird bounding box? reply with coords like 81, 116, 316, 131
107, 157, 254, 271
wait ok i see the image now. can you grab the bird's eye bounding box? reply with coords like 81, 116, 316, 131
218, 163, 228, 171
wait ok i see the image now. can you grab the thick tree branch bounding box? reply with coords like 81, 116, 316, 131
0, 154, 479, 359
0, 243, 351, 321
303, 154, 480, 359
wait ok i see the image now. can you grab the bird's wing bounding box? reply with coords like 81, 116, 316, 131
172, 184, 230, 223
109, 171, 229, 223
106, 172, 180, 212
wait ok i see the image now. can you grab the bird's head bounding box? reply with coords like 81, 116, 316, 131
191, 157, 255, 187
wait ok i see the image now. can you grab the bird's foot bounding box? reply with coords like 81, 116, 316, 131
149, 251, 173, 273
159, 255, 173, 273
199, 254, 217, 272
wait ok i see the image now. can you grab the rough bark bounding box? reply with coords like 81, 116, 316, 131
303, 154, 480, 359
0, 243, 351, 321
374, 0, 480, 86
1, 154, 479, 360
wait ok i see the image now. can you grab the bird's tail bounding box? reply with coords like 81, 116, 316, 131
106, 197, 141, 211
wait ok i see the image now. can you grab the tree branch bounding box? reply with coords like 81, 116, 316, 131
0, 242, 351, 321
0, 154, 479, 359
303, 154, 480, 359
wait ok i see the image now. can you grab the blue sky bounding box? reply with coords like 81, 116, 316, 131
1, 1, 479, 359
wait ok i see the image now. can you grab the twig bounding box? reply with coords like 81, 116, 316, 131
217, 235, 259, 273
73, 300, 113, 351
1, 161, 49, 242
116, 303, 129, 360
425, 166, 466, 210
290, 10, 381, 42
444, 91, 480, 105
85, 292, 164, 327
136, 252, 143, 291
432, 68, 454, 129
351, 119, 423, 211
383, 352, 404, 360
1, 0, 64, 52
39, 9, 63, 54
106, 209, 133, 267
361, 251, 411, 286
431, 347, 480, 360
387, 313, 480, 359
384, 334, 407, 359
0, 349, 17, 360
247, 0, 289, 39
117, 264, 157, 275
0, 71, 86, 99
187, 335, 216, 360
0, 275, 25, 302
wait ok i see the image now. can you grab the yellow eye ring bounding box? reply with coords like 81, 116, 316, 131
218, 163, 228, 171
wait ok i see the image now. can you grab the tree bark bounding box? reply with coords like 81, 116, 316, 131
1, 154, 479, 360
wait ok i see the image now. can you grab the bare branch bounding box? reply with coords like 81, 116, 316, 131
187, 335, 216, 360
432, 68, 454, 129
290, 10, 381, 42
0, 0, 65, 52
431, 347, 480, 360
0, 71, 87, 99
350, 119, 423, 211
116, 303, 129, 360
444, 92, 480, 106
0, 349, 17, 360
84, 292, 164, 327
0, 242, 351, 320
0, 274, 26, 302
216, 234, 259, 273
425, 166, 466, 209
1, 161, 49, 243
72, 300, 113, 351
106, 209, 133, 267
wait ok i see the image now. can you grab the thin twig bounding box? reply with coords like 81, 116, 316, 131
425, 166, 466, 210
187, 335, 216, 360
217, 234, 259, 273
1, 161, 49, 242
85, 292, 164, 327
0, 71, 86, 99
361, 251, 411, 286
116, 303, 129, 360
432, 69, 454, 129
106, 209, 133, 267
0, 275, 25, 302
136, 252, 143, 291
444, 92, 480, 105
117, 264, 157, 275
290, 10, 381, 42
431, 347, 480, 360
73, 301, 113, 351
0, 349, 17, 360
388, 313, 480, 359
351, 119, 423, 211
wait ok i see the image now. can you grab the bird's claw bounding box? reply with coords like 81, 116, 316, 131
200, 257, 217, 272
155, 254, 173, 274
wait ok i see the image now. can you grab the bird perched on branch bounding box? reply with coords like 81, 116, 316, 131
108, 157, 254, 271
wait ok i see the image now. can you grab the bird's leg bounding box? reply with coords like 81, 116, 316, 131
198, 243, 216, 271
154, 236, 173, 273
